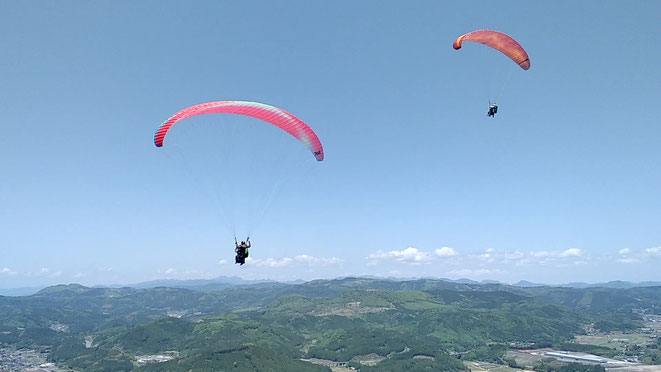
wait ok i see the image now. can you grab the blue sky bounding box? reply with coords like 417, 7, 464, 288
1, 1, 660, 288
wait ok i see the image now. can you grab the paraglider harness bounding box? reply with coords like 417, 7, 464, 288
235, 237, 250, 266
487, 102, 498, 117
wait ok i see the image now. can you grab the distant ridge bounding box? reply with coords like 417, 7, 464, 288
99, 276, 276, 290
513, 280, 661, 289
513, 280, 546, 288
454, 278, 480, 284
587, 280, 661, 289
3, 276, 660, 296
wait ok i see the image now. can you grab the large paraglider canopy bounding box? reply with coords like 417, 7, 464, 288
453, 30, 530, 70
154, 100, 324, 240
154, 100, 324, 161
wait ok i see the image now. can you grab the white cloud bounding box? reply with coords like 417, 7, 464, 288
526, 248, 582, 261
608, 246, 661, 263
367, 247, 432, 265
361, 243, 661, 281
294, 254, 342, 265
252, 257, 293, 268
530, 250, 550, 258
218, 259, 227, 265
470, 248, 586, 267
36, 268, 62, 278
435, 247, 457, 257
503, 251, 525, 259
616, 248, 638, 264
251, 254, 342, 268
461, 245, 661, 269
1, 267, 17, 276
164, 268, 177, 275
478, 248, 496, 262
645, 247, 661, 256
560, 248, 582, 257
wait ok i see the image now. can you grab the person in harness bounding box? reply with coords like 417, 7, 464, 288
235, 237, 251, 265
487, 103, 498, 117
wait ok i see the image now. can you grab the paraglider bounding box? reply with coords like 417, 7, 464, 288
235, 237, 251, 265
155, 101, 324, 265
453, 30, 530, 117
487, 103, 498, 117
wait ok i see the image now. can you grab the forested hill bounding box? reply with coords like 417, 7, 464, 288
2, 278, 660, 332
1, 278, 660, 371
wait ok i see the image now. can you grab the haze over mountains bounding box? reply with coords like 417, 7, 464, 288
2, 276, 660, 297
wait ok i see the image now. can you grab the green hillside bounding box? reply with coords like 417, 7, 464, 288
2, 278, 660, 371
